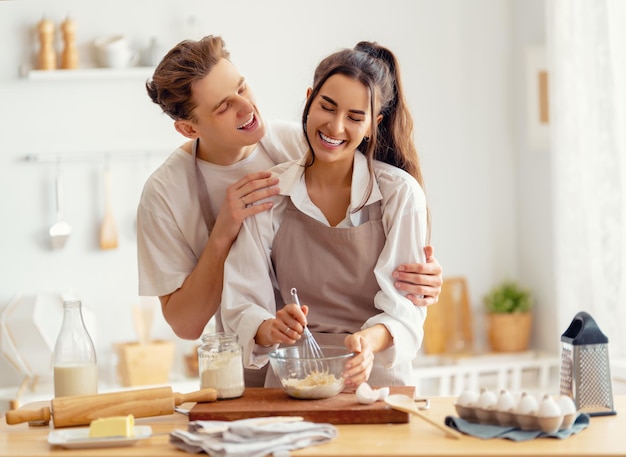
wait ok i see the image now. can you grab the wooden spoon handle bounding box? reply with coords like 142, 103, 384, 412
411, 408, 463, 440
5, 406, 51, 425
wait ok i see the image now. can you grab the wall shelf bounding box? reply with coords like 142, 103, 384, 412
24, 149, 169, 164
20, 66, 154, 81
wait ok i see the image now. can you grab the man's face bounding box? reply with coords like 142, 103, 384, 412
185, 58, 265, 159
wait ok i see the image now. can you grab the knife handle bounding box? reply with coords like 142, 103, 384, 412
173, 388, 218, 405
5, 406, 51, 425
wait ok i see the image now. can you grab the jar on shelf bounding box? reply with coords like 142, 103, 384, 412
198, 332, 244, 399
52, 300, 98, 397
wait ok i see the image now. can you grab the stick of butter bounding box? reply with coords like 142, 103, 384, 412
89, 415, 135, 438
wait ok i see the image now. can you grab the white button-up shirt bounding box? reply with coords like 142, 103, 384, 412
221, 152, 428, 370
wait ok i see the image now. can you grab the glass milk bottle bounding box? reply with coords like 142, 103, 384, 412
198, 333, 244, 399
53, 300, 98, 397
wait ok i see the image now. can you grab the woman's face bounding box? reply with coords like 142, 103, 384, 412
305, 74, 373, 165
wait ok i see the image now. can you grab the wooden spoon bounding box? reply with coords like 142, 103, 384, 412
99, 165, 118, 250
385, 394, 463, 439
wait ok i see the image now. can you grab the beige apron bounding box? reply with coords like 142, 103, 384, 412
267, 198, 413, 387
192, 139, 268, 387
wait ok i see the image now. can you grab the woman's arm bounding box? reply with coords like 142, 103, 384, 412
220, 207, 283, 368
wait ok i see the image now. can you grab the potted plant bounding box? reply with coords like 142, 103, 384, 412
483, 280, 533, 352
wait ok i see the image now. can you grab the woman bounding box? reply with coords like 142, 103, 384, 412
220, 41, 429, 388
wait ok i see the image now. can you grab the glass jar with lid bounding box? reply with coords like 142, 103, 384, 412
198, 332, 244, 399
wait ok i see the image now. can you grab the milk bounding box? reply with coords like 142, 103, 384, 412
54, 363, 98, 397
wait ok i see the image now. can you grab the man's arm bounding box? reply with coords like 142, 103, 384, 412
393, 245, 443, 307
159, 232, 231, 339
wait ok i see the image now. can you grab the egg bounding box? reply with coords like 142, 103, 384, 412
537, 394, 564, 434
477, 389, 497, 410
355, 383, 389, 405
538, 394, 561, 418
456, 390, 479, 407
557, 394, 577, 430
515, 392, 538, 415
376, 387, 390, 401
557, 395, 577, 416
496, 389, 516, 412
356, 382, 378, 404
455, 390, 479, 422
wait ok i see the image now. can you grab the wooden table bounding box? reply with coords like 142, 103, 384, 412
1, 397, 623, 457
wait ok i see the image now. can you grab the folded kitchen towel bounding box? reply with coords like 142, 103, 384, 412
444, 413, 590, 441
169, 416, 337, 457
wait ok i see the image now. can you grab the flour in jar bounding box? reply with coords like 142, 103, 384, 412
282, 370, 343, 399
200, 351, 244, 399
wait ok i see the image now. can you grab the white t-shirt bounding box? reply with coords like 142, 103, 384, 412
136, 120, 305, 298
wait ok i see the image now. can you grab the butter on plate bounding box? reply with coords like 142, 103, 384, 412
89, 415, 135, 438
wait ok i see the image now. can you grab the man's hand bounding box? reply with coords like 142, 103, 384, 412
393, 245, 443, 307
210, 170, 279, 246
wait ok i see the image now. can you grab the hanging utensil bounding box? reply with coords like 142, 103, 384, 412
49, 167, 71, 250
99, 161, 118, 250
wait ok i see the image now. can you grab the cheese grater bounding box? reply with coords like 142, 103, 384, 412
559, 311, 616, 416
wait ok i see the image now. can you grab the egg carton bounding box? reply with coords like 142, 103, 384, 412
454, 389, 577, 434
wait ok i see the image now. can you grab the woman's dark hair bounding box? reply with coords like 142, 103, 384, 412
302, 41, 428, 234
146, 35, 230, 122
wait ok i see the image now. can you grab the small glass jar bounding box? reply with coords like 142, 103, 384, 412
197, 332, 244, 399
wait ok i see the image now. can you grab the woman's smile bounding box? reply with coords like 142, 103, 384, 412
318, 131, 345, 147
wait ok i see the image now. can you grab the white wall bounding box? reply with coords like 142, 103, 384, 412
511, 1, 557, 354
0, 0, 548, 388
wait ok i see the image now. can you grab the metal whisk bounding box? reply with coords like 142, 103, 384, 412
290, 288, 324, 360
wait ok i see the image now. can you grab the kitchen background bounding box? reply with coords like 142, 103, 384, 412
0, 0, 559, 396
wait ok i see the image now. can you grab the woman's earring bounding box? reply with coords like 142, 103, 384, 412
363, 136, 370, 142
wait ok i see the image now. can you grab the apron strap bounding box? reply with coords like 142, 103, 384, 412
192, 138, 215, 232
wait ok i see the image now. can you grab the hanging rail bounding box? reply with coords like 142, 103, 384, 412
24, 149, 170, 164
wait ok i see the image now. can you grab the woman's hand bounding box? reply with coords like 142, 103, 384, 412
393, 245, 443, 306
342, 333, 375, 390
255, 303, 307, 346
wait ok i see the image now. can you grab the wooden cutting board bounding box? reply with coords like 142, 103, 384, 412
189, 386, 414, 424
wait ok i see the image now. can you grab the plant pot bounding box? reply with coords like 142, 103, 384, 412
487, 312, 532, 352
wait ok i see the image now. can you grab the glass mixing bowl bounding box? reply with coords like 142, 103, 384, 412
269, 345, 354, 400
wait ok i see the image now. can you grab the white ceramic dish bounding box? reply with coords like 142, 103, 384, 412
48, 425, 152, 449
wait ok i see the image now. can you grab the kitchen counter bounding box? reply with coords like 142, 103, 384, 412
1, 396, 624, 457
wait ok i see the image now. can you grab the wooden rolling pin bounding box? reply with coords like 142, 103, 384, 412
5, 386, 217, 428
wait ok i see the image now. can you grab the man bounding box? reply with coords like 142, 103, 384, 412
137, 36, 442, 342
